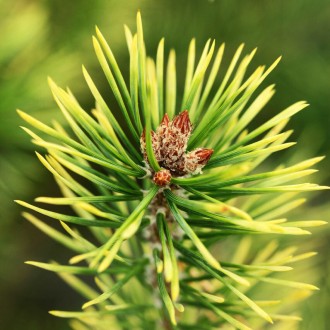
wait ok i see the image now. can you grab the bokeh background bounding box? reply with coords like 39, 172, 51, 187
0, 0, 329, 329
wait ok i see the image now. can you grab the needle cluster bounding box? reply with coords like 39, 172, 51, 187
16, 12, 327, 330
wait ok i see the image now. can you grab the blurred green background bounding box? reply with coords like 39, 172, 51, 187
0, 0, 329, 329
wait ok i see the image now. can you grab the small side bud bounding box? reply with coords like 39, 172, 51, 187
195, 148, 214, 165
153, 169, 172, 186
184, 148, 214, 174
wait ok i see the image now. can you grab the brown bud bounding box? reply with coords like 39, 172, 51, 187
156, 113, 170, 146
172, 110, 192, 135
160, 113, 170, 127
140, 110, 211, 177
184, 148, 213, 174
153, 169, 172, 186
195, 148, 214, 165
